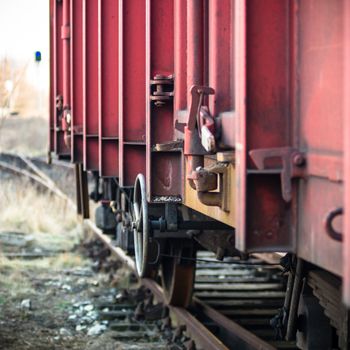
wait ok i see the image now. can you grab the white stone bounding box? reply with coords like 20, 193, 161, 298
68, 314, 77, 321
84, 304, 94, 312
20, 299, 31, 310
87, 323, 107, 336
59, 328, 72, 337
75, 324, 87, 332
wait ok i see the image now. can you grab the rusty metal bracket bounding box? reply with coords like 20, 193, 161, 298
187, 162, 230, 211
150, 74, 174, 107
249, 147, 306, 202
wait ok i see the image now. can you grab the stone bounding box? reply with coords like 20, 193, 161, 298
84, 304, 94, 312
87, 323, 107, 336
20, 299, 31, 310
59, 328, 72, 337
76, 324, 87, 332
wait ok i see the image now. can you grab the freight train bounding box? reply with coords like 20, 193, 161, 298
50, 0, 350, 348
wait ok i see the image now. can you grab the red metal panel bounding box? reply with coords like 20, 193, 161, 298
123, 146, 146, 187
49, 0, 55, 153
296, 0, 344, 276
118, 0, 146, 186
234, 0, 246, 248
208, 0, 234, 149
62, 0, 70, 114
186, 0, 205, 102
83, 0, 99, 171
146, 0, 181, 200
236, 0, 345, 279
53, 0, 70, 157
98, 0, 119, 177
173, 0, 187, 141
343, 0, 350, 306
71, 0, 84, 163
235, 0, 294, 252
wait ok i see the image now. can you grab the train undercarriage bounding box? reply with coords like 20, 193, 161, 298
75, 171, 350, 350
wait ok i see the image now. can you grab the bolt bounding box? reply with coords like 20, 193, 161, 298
293, 153, 305, 166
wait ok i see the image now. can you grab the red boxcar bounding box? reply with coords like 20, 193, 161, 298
50, 0, 349, 347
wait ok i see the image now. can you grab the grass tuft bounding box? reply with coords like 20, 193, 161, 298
0, 178, 81, 251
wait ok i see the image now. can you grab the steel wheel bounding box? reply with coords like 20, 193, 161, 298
132, 174, 151, 277
161, 242, 196, 307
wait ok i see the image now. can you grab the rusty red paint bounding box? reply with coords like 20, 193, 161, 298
49, 0, 54, 152
208, 0, 235, 149
53, 0, 70, 157
98, 0, 119, 177
295, 0, 344, 277
62, 0, 70, 112
235, 0, 345, 279
343, 0, 350, 306
83, 0, 99, 171
119, 0, 146, 186
235, 0, 294, 252
71, 0, 84, 163
146, 0, 180, 200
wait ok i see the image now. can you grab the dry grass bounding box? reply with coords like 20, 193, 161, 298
0, 117, 48, 156
0, 178, 81, 252
0, 177, 87, 300
0, 253, 88, 300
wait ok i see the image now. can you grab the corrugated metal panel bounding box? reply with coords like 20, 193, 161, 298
83, 0, 99, 171
98, 0, 119, 177
118, 0, 146, 186
71, 0, 84, 163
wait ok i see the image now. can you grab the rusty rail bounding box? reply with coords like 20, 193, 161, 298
84, 219, 278, 350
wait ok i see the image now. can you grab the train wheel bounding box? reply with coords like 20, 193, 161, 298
132, 174, 158, 278
161, 241, 195, 307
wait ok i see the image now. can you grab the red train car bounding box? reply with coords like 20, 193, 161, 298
50, 1, 350, 348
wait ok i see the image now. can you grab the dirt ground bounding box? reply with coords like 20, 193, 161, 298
0, 254, 106, 350
0, 177, 143, 350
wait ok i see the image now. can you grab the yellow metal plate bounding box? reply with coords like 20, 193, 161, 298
183, 157, 236, 228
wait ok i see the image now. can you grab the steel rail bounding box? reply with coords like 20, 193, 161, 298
192, 297, 276, 350
84, 220, 230, 349
84, 220, 278, 350
142, 278, 229, 350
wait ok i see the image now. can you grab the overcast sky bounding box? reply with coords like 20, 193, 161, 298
0, 0, 49, 90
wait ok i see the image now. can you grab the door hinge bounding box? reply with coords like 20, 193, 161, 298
150, 74, 174, 107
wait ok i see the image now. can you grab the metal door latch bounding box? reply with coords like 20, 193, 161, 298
150, 74, 174, 107
249, 147, 306, 202
187, 85, 216, 152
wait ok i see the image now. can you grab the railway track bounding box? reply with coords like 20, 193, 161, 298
0, 153, 296, 350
